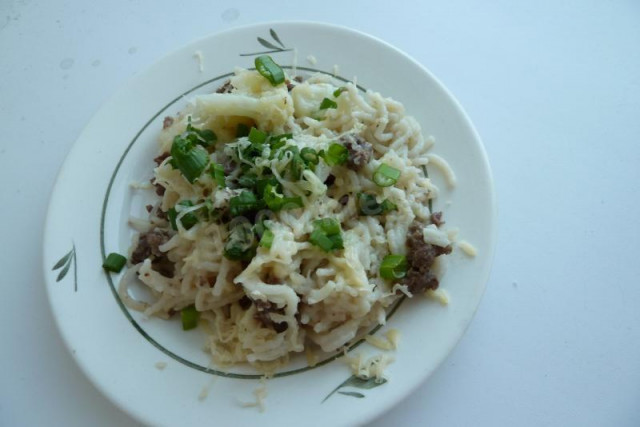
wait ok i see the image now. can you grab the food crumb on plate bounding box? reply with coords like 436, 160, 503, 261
457, 240, 477, 257
239, 379, 267, 412
384, 329, 401, 350
346, 352, 394, 383
154, 362, 167, 370
425, 288, 450, 306
306, 54, 317, 65
193, 50, 204, 72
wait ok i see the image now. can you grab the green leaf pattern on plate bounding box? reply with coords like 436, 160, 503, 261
52, 243, 77, 292
240, 29, 293, 57
322, 375, 388, 403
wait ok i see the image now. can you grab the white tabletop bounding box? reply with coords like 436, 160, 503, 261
2, 1, 639, 426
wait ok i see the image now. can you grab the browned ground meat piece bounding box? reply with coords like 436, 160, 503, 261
238, 295, 252, 310
154, 182, 165, 196
339, 134, 373, 170
293, 76, 304, 83
339, 194, 349, 205
154, 152, 170, 165
216, 80, 234, 93
430, 211, 444, 227
401, 221, 452, 294
253, 299, 288, 333
131, 229, 174, 277
162, 116, 174, 129
286, 80, 295, 92
324, 174, 336, 187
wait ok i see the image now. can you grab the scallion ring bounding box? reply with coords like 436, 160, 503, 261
379, 254, 408, 280
373, 163, 401, 187
255, 55, 285, 86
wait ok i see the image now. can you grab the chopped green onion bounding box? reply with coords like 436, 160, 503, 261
229, 191, 262, 216
290, 152, 305, 180
264, 184, 303, 211
300, 147, 319, 166
238, 172, 258, 189
248, 127, 268, 144
373, 163, 401, 187
270, 133, 292, 144
103, 252, 127, 273
333, 87, 347, 97
314, 218, 341, 235
257, 176, 280, 198
167, 200, 198, 230
185, 118, 217, 148
224, 220, 256, 261
380, 199, 397, 213
309, 228, 334, 251
181, 305, 200, 330
236, 123, 250, 138
170, 136, 209, 183
379, 254, 408, 280
280, 196, 304, 210
255, 55, 285, 86
259, 229, 274, 249
321, 143, 348, 166
209, 163, 226, 188
309, 218, 344, 252
357, 193, 398, 215
320, 97, 338, 110
269, 133, 292, 153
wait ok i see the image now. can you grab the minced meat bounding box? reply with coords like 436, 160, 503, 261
339, 134, 373, 170
402, 221, 452, 294
216, 80, 234, 94
253, 299, 288, 333
131, 229, 174, 277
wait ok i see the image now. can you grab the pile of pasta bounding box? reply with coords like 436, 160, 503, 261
121, 67, 452, 372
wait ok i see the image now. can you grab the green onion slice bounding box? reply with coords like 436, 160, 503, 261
309, 218, 344, 252
373, 163, 401, 187
170, 136, 209, 183
333, 87, 347, 97
103, 252, 127, 273
309, 228, 334, 251
184, 118, 217, 148
209, 163, 226, 188
229, 191, 262, 216
321, 143, 348, 166
248, 127, 268, 144
379, 254, 408, 280
237, 172, 257, 189
300, 147, 319, 166
167, 200, 198, 230
181, 305, 200, 330
358, 193, 398, 215
320, 97, 338, 110
224, 220, 257, 261
264, 184, 303, 211
380, 199, 397, 213
255, 55, 285, 86
259, 229, 275, 249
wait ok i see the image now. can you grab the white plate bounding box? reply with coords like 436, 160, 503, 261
43, 22, 496, 427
